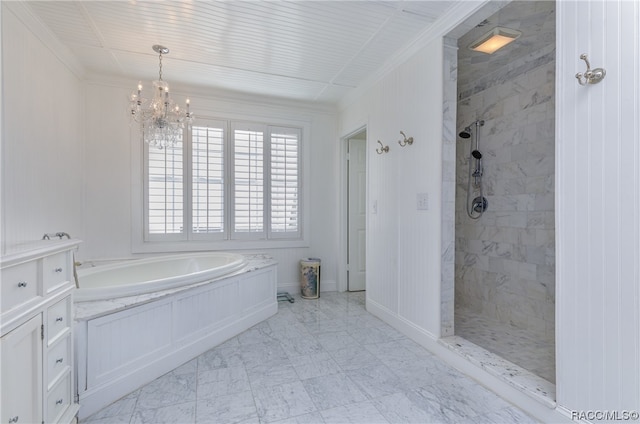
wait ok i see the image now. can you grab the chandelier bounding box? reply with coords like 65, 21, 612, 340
129, 45, 194, 149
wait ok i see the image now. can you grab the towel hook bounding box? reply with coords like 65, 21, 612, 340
376, 140, 389, 154
398, 131, 414, 147
576, 54, 606, 86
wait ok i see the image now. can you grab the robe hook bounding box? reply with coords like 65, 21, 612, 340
398, 131, 414, 147
576, 54, 606, 86
376, 140, 389, 154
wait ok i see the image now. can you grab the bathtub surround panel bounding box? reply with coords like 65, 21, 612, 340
455, 1, 556, 345
75, 257, 277, 418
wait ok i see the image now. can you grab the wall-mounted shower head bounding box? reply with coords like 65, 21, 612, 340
459, 127, 472, 138
471, 150, 482, 159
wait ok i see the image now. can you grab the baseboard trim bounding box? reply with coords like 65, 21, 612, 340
366, 298, 572, 424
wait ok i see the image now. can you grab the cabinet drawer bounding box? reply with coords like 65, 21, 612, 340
47, 297, 71, 344
43, 252, 71, 294
47, 334, 71, 390
46, 371, 71, 424
1, 261, 39, 312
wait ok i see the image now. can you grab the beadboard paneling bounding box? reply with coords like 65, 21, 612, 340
1, 4, 85, 253
556, 0, 640, 413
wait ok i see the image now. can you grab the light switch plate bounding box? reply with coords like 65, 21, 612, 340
417, 193, 429, 210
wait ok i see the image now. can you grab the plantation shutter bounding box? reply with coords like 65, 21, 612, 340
269, 126, 301, 238
191, 121, 225, 238
146, 141, 185, 239
231, 123, 265, 238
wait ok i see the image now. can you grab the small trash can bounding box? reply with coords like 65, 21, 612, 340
300, 258, 321, 299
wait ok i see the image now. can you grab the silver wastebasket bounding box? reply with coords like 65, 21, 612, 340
300, 258, 321, 299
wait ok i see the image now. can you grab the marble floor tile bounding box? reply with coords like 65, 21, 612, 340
80, 392, 138, 422
252, 381, 317, 423
197, 366, 251, 399
82, 292, 538, 424
197, 344, 245, 372
272, 411, 326, 424
372, 392, 450, 424
131, 401, 196, 424
330, 345, 382, 371
135, 370, 196, 410
320, 400, 390, 423
289, 351, 342, 380
315, 331, 361, 352
344, 364, 402, 399
456, 306, 555, 383
195, 390, 258, 424
246, 362, 300, 388
301, 373, 367, 410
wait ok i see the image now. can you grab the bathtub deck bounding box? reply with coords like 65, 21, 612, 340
74, 254, 275, 321
74, 254, 278, 419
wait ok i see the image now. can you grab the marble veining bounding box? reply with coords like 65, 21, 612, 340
80, 292, 538, 424
439, 334, 555, 408
75, 254, 277, 321
454, 0, 556, 373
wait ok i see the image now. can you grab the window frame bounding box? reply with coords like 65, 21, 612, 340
131, 114, 309, 253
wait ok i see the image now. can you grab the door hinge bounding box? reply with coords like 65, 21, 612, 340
346, 153, 350, 161
41, 324, 44, 340
346, 264, 350, 271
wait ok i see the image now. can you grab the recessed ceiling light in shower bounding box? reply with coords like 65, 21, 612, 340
468, 26, 522, 54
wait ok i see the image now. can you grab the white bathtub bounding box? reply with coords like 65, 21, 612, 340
75, 252, 247, 301
74, 254, 277, 419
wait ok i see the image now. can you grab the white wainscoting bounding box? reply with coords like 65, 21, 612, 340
555, 0, 640, 414
75, 266, 277, 419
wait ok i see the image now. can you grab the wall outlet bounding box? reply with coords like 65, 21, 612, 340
417, 192, 429, 210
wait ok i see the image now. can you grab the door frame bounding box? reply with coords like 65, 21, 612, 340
338, 124, 368, 292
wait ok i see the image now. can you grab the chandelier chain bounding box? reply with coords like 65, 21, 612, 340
158, 51, 163, 81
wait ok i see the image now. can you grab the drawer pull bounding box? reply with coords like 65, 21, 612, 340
17, 281, 27, 288
54, 267, 63, 273
55, 398, 64, 405
56, 358, 64, 364
55, 317, 64, 323
8, 416, 19, 423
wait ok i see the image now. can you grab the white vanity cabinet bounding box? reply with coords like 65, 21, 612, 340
1, 240, 81, 424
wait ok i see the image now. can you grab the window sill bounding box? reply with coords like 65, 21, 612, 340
131, 238, 310, 254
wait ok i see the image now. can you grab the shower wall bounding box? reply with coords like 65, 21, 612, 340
455, 1, 555, 342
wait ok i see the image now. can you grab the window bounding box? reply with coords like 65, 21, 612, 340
143, 119, 302, 244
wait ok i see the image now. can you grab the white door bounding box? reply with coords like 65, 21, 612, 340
1, 314, 43, 424
348, 137, 366, 291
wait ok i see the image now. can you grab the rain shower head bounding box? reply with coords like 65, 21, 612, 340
459, 127, 472, 138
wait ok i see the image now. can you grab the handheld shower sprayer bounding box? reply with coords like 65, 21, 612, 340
459, 120, 487, 219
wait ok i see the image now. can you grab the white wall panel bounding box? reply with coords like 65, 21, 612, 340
339, 38, 444, 335
81, 78, 339, 291
1, 4, 85, 252
556, 0, 640, 414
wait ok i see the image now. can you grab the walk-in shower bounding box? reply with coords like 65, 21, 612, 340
459, 120, 487, 219
450, 0, 556, 386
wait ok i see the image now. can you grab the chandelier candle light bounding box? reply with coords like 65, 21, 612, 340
129, 45, 194, 149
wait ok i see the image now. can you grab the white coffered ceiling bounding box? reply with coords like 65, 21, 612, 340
23, 1, 464, 104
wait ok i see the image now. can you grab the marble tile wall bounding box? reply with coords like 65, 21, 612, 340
454, 1, 556, 344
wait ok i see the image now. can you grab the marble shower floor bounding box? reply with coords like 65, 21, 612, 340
80, 292, 537, 424
455, 307, 555, 384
